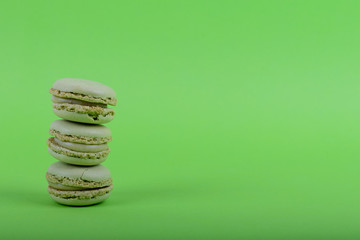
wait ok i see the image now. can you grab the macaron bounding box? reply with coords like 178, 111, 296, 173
46, 161, 113, 206
49, 78, 117, 124
47, 119, 112, 166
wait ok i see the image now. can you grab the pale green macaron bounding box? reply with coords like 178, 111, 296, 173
46, 161, 113, 206
47, 119, 112, 166
49, 78, 117, 124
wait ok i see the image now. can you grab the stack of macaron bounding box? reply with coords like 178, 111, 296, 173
45, 78, 116, 206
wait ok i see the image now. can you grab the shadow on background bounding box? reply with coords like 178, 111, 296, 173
0, 182, 207, 208
103, 183, 205, 207
0, 187, 55, 207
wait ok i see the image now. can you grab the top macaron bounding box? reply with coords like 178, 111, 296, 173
50, 78, 117, 124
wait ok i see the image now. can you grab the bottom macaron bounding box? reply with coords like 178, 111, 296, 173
48, 185, 113, 206
46, 162, 113, 206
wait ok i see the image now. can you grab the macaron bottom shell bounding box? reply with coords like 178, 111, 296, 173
53, 107, 114, 125
48, 185, 112, 206
49, 119, 112, 145
49, 192, 111, 206
46, 162, 113, 188
47, 148, 107, 166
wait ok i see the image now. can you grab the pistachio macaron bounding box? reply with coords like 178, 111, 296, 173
49, 78, 117, 124
46, 162, 113, 206
47, 119, 112, 166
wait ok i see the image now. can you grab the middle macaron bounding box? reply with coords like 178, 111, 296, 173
47, 119, 112, 166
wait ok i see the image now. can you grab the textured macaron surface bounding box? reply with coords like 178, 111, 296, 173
50, 78, 117, 106
52, 137, 109, 153
47, 137, 110, 159
48, 185, 113, 200
52, 103, 115, 124
46, 161, 112, 188
46, 162, 113, 206
47, 140, 110, 166
48, 189, 112, 206
49, 120, 112, 144
52, 96, 107, 107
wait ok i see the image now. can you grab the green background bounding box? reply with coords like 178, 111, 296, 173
1, 0, 360, 239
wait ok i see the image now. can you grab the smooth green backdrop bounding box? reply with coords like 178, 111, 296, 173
1, 0, 360, 239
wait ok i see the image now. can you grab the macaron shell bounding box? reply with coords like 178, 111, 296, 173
53, 137, 109, 153
48, 185, 112, 206
48, 148, 107, 166
47, 137, 109, 161
52, 103, 114, 118
50, 119, 112, 138
47, 161, 111, 182
49, 192, 111, 206
46, 172, 112, 189
53, 108, 114, 125
53, 78, 116, 98
48, 185, 112, 198
51, 78, 116, 106
49, 129, 111, 145
52, 96, 107, 107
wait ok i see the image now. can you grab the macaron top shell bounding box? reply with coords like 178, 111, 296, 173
53, 78, 116, 98
47, 161, 111, 182
50, 120, 111, 138
51, 78, 117, 106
